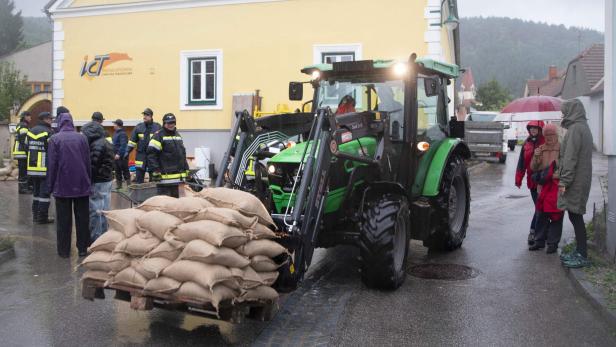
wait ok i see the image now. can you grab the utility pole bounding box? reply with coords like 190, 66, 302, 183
605, 0, 616, 261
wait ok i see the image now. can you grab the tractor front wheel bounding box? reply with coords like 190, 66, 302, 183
359, 195, 410, 290
424, 155, 470, 251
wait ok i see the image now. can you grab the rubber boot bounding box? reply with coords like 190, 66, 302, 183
35, 202, 55, 224
18, 181, 30, 194
32, 200, 39, 223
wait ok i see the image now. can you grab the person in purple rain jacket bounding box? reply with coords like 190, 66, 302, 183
47, 109, 92, 258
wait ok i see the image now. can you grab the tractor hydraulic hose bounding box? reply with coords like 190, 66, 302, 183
216, 112, 243, 187
290, 109, 327, 232
284, 110, 319, 228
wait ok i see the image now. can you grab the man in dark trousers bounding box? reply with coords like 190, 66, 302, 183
128, 108, 161, 183
147, 113, 189, 198
47, 111, 91, 258
25, 111, 55, 224
112, 119, 131, 189
12, 111, 32, 194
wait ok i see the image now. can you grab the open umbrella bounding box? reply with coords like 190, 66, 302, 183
499, 95, 562, 122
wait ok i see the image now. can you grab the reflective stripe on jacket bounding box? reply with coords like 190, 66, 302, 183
128, 121, 161, 169
12, 122, 29, 159
146, 129, 189, 185
26, 123, 53, 176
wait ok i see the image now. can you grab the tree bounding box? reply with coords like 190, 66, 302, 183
0, 0, 23, 56
475, 79, 511, 111
0, 61, 30, 121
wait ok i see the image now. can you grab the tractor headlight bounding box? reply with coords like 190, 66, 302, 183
311, 70, 321, 80
268, 164, 277, 175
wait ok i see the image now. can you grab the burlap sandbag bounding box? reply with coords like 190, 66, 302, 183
175, 282, 237, 310
257, 271, 279, 286
133, 257, 172, 280
164, 197, 213, 220
146, 239, 185, 261
104, 209, 146, 237
173, 220, 248, 248
87, 229, 125, 253
114, 232, 161, 256
230, 266, 263, 289
236, 285, 279, 302
81, 251, 113, 272
108, 252, 131, 274
178, 239, 250, 268
162, 260, 233, 290
246, 223, 277, 240
106, 267, 147, 288
82, 270, 111, 282
188, 207, 258, 229
250, 255, 284, 272
143, 276, 182, 294
137, 195, 177, 212
199, 188, 275, 227
136, 211, 183, 240
236, 240, 286, 258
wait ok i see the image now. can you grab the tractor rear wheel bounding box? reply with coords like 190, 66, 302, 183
359, 195, 410, 290
424, 155, 470, 251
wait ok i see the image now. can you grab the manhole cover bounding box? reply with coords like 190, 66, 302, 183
408, 263, 478, 280
504, 194, 527, 199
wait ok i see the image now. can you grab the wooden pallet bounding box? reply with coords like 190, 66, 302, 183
81, 278, 278, 323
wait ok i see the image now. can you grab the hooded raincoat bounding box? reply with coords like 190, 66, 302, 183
557, 99, 593, 215
47, 113, 92, 198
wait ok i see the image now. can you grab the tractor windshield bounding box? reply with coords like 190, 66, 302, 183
317, 79, 405, 138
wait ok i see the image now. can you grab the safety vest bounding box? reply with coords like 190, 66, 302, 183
26, 123, 53, 177
12, 121, 29, 159
106, 136, 112, 144
147, 130, 189, 184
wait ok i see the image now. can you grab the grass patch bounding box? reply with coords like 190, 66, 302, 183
0, 236, 15, 252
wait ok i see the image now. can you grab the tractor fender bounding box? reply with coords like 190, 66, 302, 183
421, 139, 470, 197
360, 181, 408, 215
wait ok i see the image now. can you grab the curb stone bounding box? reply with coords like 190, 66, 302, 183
0, 247, 15, 265
565, 266, 616, 328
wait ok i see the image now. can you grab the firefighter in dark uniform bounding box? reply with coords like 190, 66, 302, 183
128, 108, 161, 183
147, 113, 189, 198
13, 111, 32, 194
26, 111, 55, 224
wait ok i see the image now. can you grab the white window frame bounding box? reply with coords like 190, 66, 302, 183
312, 43, 362, 64
180, 49, 223, 110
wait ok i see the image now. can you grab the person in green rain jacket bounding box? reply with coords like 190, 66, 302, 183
557, 99, 593, 268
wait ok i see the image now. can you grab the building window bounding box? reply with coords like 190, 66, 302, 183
180, 50, 223, 110
313, 43, 362, 65
322, 52, 355, 64
34, 84, 41, 93
188, 57, 217, 105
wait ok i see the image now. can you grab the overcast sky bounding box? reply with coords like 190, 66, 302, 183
459, 0, 605, 31
13, 0, 606, 31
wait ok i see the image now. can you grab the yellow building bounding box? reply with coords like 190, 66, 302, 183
45, 0, 460, 163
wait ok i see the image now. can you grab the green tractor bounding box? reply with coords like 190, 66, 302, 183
216, 54, 470, 290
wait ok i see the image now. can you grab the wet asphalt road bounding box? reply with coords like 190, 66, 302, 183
0, 148, 615, 346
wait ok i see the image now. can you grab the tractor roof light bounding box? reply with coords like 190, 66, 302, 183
311, 70, 321, 80
393, 62, 408, 77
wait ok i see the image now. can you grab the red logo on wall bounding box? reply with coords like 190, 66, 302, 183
81, 53, 132, 78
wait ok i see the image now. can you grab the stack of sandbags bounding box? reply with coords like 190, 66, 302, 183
80, 189, 285, 311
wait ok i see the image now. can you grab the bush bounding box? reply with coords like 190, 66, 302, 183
0, 236, 15, 252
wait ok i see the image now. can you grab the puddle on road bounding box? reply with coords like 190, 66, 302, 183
504, 194, 528, 199
408, 263, 479, 281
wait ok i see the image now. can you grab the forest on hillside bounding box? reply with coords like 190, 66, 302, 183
460, 17, 604, 97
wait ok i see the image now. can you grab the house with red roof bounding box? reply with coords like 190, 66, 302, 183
523, 66, 564, 97
560, 43, 604, 151
456, 67, 476, 120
